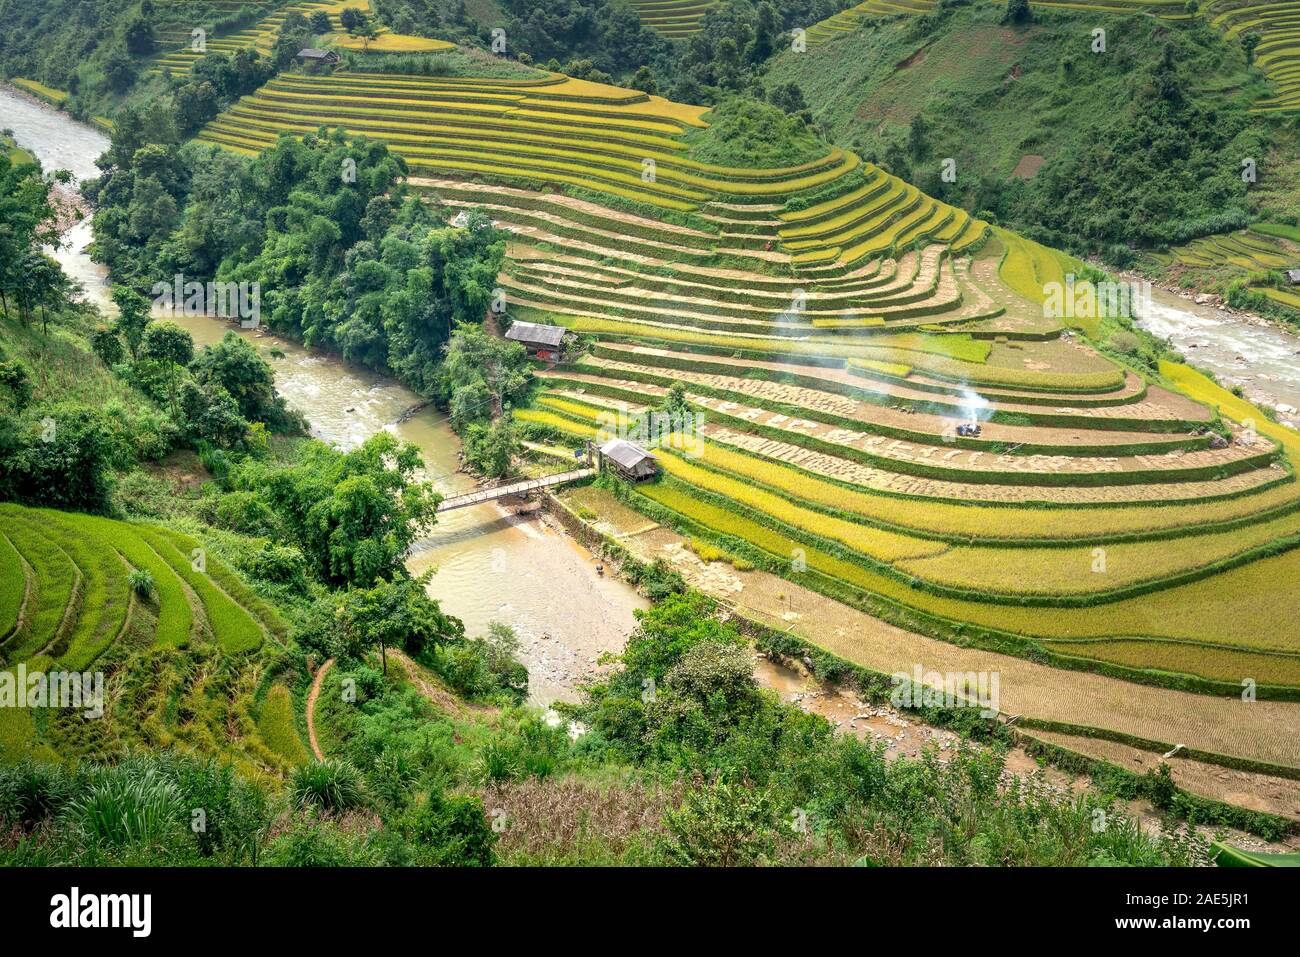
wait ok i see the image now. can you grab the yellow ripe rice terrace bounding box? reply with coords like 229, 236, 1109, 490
191, 47, 1300, 706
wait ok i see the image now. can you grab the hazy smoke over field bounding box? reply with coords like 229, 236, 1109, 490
960, 388, 991, 425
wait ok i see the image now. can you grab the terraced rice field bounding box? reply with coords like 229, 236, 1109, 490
1025, 0, 1193, 18
1211, 0, 1300, 111
805, 0, 1190, 48
330, 31, 453, 52
502, 208, 1300, 693
806, 0, 1300, 113
1144, 226, 1300, 317
9, 78, 70, 104
150, 1, 279, 45
194, 59, 1300, 704
628, 0, 721, 38
1149, 227, 1294, 274
150, 1, 369, 77
805, 0, 938, 45
198, 65, 987, 295
0, 504, 298, 768
760, 0, 1300, 111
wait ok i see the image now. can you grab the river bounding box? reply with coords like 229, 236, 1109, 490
2, 85, 647, 706
168, 315, 649, 705
8, 84, 1300, 701
1139, 286, 1300, 416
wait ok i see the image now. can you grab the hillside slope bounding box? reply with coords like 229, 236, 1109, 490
0, 503, 302, 773
768, 3, 1300, 258
184, 50, 1300, 736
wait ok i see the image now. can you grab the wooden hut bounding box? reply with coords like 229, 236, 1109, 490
505, 320, 567, 361
598, 439, 657, 481
295, 48, 340, 66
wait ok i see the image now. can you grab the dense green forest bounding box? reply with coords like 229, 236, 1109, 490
764, 3, 1300, 261
86, 126, 502, 389
8, 0, 1295, 257
3, 0, 1296, 871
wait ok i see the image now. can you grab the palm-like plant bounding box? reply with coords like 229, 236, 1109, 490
289, 760, 363, 812
128, 567, 155, 598
66, 769, 184, 847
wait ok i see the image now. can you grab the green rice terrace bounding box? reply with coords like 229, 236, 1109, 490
804, 0, 1299, 113
1211, 0, 1300, 112
0, 504, 297, 774
1145, 224, 1300, 313
148, 0, 367, 78
188, 56, 1300, 755
627, 0, 722, 38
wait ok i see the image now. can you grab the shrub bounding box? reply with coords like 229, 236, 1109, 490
0, 761, 77, 828
66, 769, 185, 848
264, 821, 365, 866
128, 567, 155, 598
434, 629, 528, 702
289, 760, 364, 813
1107, 331, 1142, 356
402, 790, 496, 866
238, 542, 309, 594
0, 360, 32, 412
201, 490, 279, 536
470, 741, 523, 784
0, 405, 115, 512
623, 556, 685, 600
1003, 0, 1032, 25
659, 776, 776, 867
1104, 244, 1135, 269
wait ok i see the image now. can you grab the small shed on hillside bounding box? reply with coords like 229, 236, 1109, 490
296, 48, 340, 66
598, 439, 657, 481
1286, 268, 1300, 286
505, 320, 567, 361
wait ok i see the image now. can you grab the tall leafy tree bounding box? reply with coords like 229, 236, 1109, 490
190, 332, 282, 424
111, 286, 152, 360
0, 152, 59, 320
139, 320, 194, 416
330, 574, 463, 672
233, 431, 441, 586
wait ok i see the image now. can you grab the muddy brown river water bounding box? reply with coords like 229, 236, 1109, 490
165, 315, 649, 706
8, 82, 1300, 707
3, 85, 647, 706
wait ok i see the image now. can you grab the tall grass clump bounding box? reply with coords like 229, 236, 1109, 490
65, 768, 185, 848
289, 759, 364, 813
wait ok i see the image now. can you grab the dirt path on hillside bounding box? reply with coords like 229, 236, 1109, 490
305, 658, 334, 761
388, 648, 500, 720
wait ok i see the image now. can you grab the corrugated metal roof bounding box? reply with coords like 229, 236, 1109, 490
600, 439, 655, 469
297, 48, 335, 58
505, 321, 566, 348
